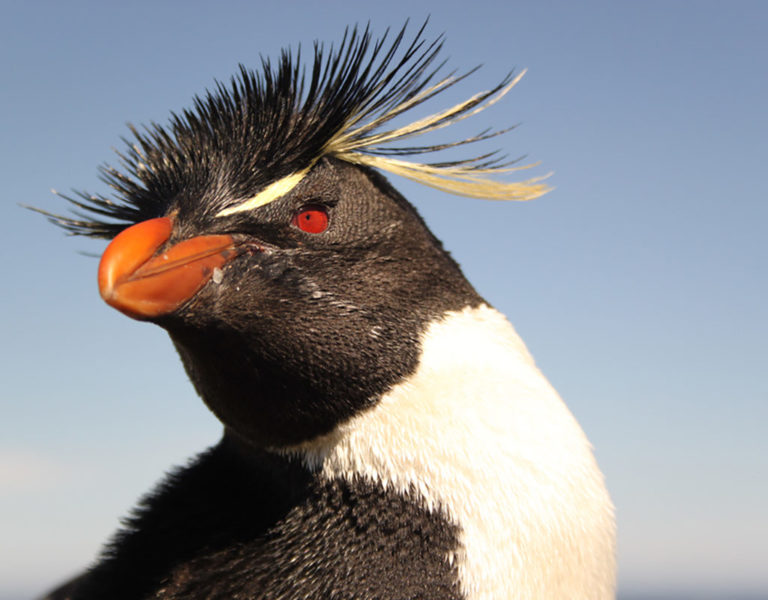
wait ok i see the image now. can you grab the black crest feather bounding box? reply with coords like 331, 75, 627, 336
39, 21, 548, 239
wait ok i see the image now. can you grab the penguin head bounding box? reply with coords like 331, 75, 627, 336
102, 156, 481, 446
43, 23, 548, 447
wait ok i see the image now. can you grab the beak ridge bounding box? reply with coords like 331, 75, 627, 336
98, 217, 236, 320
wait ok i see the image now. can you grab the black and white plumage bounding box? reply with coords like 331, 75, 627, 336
42, 23, 616, 600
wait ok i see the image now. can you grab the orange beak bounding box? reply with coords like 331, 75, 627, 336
98, 217, 237, 320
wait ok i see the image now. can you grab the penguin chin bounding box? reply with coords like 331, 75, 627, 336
168, 328, 381, 448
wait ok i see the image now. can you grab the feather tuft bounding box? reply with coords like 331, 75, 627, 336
39, 21, 549, 238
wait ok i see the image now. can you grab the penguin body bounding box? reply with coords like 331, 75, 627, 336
41, 24, 615, 600
54, 438, 461, 599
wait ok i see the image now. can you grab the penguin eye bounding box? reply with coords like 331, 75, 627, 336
292, 205, 329, 234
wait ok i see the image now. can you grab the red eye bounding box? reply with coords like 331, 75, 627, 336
292, 205, 329, 234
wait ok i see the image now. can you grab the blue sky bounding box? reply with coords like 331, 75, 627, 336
1, 1, 767, 598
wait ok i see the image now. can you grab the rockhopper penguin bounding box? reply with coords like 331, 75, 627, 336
41, 23, 616, 600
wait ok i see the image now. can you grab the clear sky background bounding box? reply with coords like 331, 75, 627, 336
1, 2, 766, 599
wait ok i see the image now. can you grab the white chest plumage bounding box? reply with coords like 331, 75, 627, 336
286, 304, 616, 600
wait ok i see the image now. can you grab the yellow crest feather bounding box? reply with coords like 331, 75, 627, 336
326, 69, 551, 202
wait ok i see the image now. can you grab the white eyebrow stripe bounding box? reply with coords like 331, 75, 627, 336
215, 168, 311, 217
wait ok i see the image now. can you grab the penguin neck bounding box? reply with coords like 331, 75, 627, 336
275, 303, 616, 600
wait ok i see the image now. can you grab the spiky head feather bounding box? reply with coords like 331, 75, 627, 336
43, 22, 550, 239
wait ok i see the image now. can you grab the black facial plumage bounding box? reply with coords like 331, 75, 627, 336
164, 157, 484, 445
